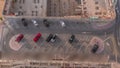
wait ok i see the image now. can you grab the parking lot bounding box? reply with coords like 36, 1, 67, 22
0, 23, 116, 63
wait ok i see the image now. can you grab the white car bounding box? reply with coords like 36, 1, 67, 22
60, 21, 66, 28
15, 12, 19, 16
32, 20, 39, 27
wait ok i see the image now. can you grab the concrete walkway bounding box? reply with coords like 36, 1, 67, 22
0, 22, 5, 52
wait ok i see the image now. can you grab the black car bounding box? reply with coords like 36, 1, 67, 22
46, 34, 53, 42
69, 35, 75, 43
43, 19, 49, 27
21, 18, 28, 27
91, 44, 99, 53
51, 34, 57, 42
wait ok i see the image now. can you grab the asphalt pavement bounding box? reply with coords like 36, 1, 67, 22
5, 17, 115, 34
0, 22, 115, 63
114, 0, 120, 63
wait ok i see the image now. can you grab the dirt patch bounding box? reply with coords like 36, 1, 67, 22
0, 0, 4, 17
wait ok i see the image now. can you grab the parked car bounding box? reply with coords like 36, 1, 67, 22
46, 34, 53, 42
15, 12, 19, 16
51, 34, 57, 42
15, 34, 24, 42
32, 20, 39, 27
21, 18, 28, 27
60, 21, 66, 28
69, 35, 75, 43
43, 19, 49, 27
33, 33, 42, 42
91, 44, 99, 53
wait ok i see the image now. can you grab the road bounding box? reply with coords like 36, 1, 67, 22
114, 0, 120, 63
3, 19, 115, 41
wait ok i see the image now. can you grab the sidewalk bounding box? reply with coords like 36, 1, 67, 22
0, 23, 4, 51
91, 19, 115, 30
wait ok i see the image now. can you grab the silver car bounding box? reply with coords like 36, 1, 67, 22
32, 20, 39, 27
60, 21, 66, 28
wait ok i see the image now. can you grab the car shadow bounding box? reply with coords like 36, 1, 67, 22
20, 38, 33, 50
48, 37, 63, 47
36, 37, 44, 47
70, 39, 81, 49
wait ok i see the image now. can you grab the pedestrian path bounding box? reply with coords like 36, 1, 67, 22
0, 24, 4, 51
0, 60, 112, 68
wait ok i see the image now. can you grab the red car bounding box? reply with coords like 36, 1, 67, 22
15, 34, 24, 42
33, 33, 42, 42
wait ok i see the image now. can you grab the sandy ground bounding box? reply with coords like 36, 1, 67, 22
0, 0, 4, 17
